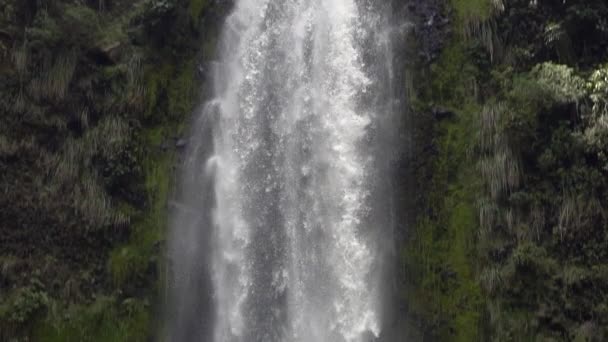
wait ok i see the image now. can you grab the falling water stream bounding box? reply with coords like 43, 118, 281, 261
168, 1, 405, 341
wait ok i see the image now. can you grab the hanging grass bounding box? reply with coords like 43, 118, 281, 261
479, 266, 502, 294
477, 196, 497, 235
11, 42, 28, 76
125, 55, 146, 111
452, 0, 504, 61
51, 115, 131, 230
478, 149, 520, 200
28, 52, 77, 102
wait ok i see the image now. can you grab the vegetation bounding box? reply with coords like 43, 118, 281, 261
403, 0, 608, 339
0, 0, 220, 340
403, 38, 486, 341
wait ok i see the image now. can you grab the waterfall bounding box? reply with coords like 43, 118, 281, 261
168, 1, 402, 341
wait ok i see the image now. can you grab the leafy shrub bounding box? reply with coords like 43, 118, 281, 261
27, 10, 62, 49
581, 66, 608, 170
60, 4, 100, 48
533, 62, 586, 104
0, 281, 49, 339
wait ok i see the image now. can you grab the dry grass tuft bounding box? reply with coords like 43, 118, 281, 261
477, 196, 498, 236
530, 205, 545, 241
480, 266, 502, 294
125, 54, 146, 110
28, 52, 77, 102
477, 102, 521, 199
73, 172, 129, 228
51, 115, 130, 230
11, 43, 28, 76
457, 0, 504, 61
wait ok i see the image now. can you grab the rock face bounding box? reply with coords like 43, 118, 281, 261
408, 0, 450, 63
90, 41, 123, 65
175, 138, 187, 148
432, 106, 455, 120
0, 29, 11, 57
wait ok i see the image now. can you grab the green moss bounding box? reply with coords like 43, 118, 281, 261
167, 59, 198, 121
144, 59, 197, 123
144, 64, 173, 120
105, 65, 194, 336
426, 42, 479, 108
33, 297, 150, 342
189, 0, 210, 23
452, 0, 493, 24
404, 109, 484, 340
107, 52, 199, 322
108, 126, 174, 288
104, 27, 201, 339
403, 5, 487, 338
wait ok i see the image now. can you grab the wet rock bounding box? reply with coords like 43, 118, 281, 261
196, 62, 208, 80
409, 0, 450, 64
89, 41, 123, 65
128, 26, 146, 46
176, 138, 188, 148
441, 269, 457, 280
432, 106, 454, 120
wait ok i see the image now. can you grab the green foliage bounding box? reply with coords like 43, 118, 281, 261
542, 22, 575, 63
424, 42, 479, 107
451, 0, 503, 60
404, 109, 484, 341
533, 62, 586, 104
60, 4, 100, 47
409, 0, 608, 339
0, 0, 212, 340
0, 283, 48, 325
0, 280, 48, 340
471, 59, 608, 341
27, 11, 63, 48
33, 296, 150, 342
109, 52, 195, 300
405, 21, 485, 338
145, 64, 172, 119
145, 59, 197, 122
588, 65, 608, 117
583, 66, 608, 169
452, 0, 496, 26
168, 60, 197, 119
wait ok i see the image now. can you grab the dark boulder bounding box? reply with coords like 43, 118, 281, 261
432, 106, 455, 120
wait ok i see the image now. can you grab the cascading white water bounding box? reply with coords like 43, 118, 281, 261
168, 1, 402, 341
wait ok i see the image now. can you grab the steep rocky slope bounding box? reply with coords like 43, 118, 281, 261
0, 0, 228, 340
